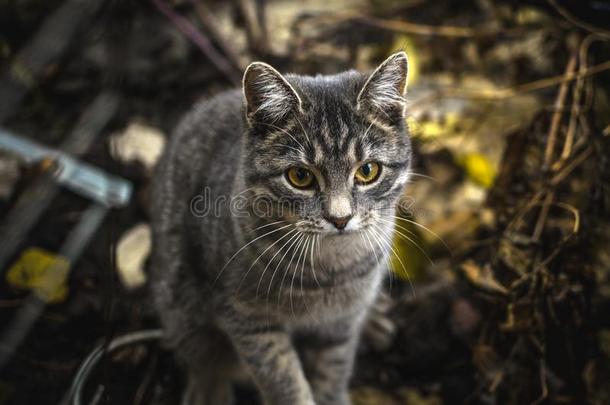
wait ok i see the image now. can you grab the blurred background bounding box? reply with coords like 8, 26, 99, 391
1, 0, 610, 404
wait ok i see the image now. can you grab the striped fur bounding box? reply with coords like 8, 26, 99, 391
150, 53, 411, 405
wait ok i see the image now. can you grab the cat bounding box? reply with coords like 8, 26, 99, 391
150, 51, 411, 405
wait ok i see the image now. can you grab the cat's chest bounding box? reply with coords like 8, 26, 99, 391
273, 262, 382, 323
223, 228, 386, 321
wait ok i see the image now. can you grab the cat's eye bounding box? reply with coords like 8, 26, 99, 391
354, 162, 381, 185
286, 167, 315, 189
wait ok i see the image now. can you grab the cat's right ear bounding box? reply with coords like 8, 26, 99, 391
357, 52, 408, 128
243, 62, 302, 127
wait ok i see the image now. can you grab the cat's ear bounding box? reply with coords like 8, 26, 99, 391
243, 62, 302, 126
357, 52, 409, 126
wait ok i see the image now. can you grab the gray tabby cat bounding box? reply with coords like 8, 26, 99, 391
150, 52, 411, 405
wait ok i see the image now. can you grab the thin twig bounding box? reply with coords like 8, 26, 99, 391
546, 0, 610, 37
302, 10, 518, 38
191, 1, 245, 72
531, 359, 548, 405
537, 37, 581, 241
357, 15, 479, 37
551, 146, 593, 186
533, 202, 581, 271
543, 48, 577, 169
150, 0, 240, 85
238, 0, 271, 56
532, 192, 554, 241
442, 59, 610, 100
507, 189, 545, 233
555, 34, 608, 168
556, 64, 584, 165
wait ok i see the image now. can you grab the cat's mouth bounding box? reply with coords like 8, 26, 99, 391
295, 225, 364, 237
293, 213, 374, 235
332, 227, 361, 236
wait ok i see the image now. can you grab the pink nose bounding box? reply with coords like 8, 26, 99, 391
326, 215, 352, 230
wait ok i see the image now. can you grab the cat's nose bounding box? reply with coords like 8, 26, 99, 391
326, 215, 352, 230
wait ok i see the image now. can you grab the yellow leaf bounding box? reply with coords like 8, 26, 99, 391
6, 247, 70, 303
457, 152, 497, 188
408, 112, 462, 140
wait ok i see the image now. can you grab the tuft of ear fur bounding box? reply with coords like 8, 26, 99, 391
357, 52, 409, 126
243, 62, 302, 126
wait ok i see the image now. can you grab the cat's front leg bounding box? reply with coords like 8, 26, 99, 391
220, 309, 315, 405
300, 318, 362, 405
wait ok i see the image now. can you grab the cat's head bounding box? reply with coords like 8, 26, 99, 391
241, 52, 411, 236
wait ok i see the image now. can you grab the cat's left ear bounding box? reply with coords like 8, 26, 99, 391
243, 62, 303, 127
357, 52, 409, 127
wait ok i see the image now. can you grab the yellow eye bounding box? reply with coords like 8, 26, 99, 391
355, 162, 380, 185
286, 167, 315, 188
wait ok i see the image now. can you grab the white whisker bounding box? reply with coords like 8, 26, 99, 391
215, 223, 292, 284
310, 234, 321, 289
250, 219, 288, 233
256, 230, 302, 298
377, 217, 434, 265
237, 228, 297, 293
371, 223, 415, 297
299, 235, 315, 321
278, 233, 306, 310
258, 122, 305, 151
408, 172, 437, 181
289, 232, 309, 317
265, 230, 303, 308
294, 115, 310, 142
365, 226, 393, 288
385, 213, 451, 252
